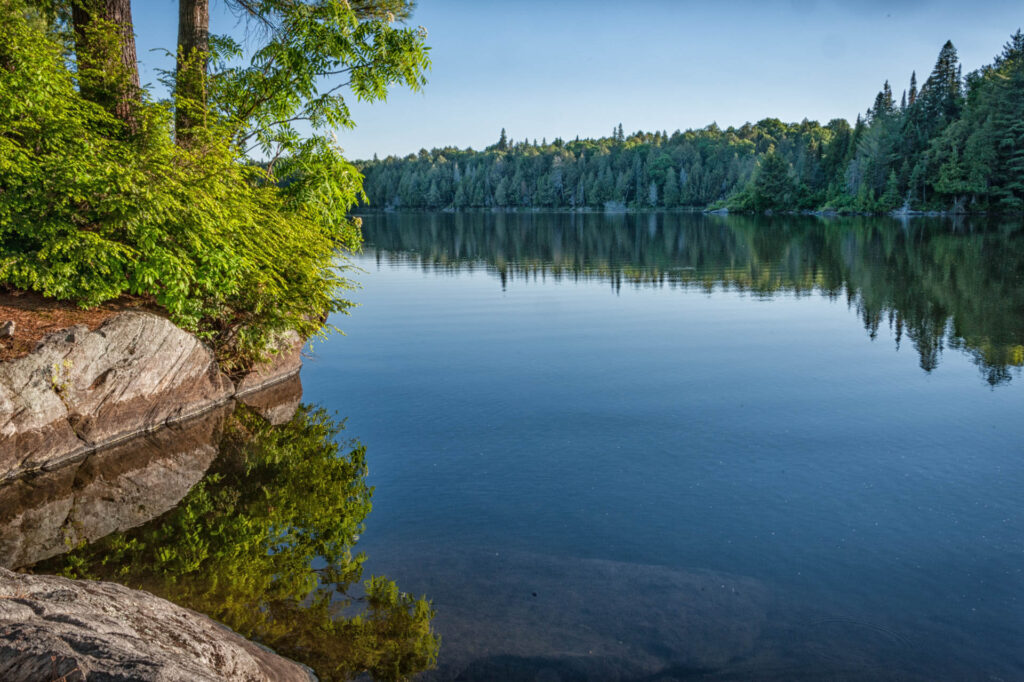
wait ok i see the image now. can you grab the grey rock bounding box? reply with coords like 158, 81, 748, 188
0, 312, 232, 480
55, 311, 234, 446
1, 310, 305, 481
0, 567, 316, 681
235, 330, 304, 396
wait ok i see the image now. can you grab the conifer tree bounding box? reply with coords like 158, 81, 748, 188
71, 0, 141, 130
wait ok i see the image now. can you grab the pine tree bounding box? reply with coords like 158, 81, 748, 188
176, 0, 210, 146
748, 150, 795, 211
426, 179, 441, 208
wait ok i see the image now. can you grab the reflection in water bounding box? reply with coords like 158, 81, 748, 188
0, 403, 229, 569
26, 388, 439, 681
362, 212, 1024, 385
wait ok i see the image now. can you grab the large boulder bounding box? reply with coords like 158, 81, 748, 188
0, 311, 233, 480
1, 309, 306, 481
0, 568, 316, 681
50, 312, 234, 446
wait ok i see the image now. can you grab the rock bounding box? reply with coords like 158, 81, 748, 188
370, 547, 769, 681
1, 310, 306, 480
235, 329, 304, 396
0, 311, 234, 480
0, 344, 87, 479
0, 567, 316, 681
55, 312, 234, 445
0, 321, 13, 339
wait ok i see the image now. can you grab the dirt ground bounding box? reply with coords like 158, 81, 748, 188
0, 290, 158, 362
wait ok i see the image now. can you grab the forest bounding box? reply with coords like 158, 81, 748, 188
359, 33, 1024, 214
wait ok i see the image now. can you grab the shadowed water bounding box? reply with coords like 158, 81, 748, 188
300, 212, 1024, 680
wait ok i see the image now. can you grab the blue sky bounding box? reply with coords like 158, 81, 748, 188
131, 0, 1023, 160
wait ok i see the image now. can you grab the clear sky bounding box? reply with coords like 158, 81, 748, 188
131, 0, 1023, 160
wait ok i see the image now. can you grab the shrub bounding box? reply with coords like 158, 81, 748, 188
0, 2, 426, 369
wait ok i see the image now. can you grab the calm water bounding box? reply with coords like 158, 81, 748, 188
300, 212, 1024, 680
19, 212, 1024, 680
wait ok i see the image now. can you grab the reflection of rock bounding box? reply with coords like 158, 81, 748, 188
0, 567, 316, 682
0, 375, 305, 570
365, 548, 770, 681
0, 404, 230, 569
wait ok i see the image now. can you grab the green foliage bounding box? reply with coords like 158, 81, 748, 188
0, 0, 429, 368
737, 150, 796, 212
45, 403, 439, 681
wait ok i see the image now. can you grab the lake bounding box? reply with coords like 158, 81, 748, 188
27, 211, 1024, 681
304, 212, 1024, 680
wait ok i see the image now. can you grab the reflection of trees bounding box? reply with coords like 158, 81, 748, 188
40, 404, 438, 682
363, 212, 1024, 385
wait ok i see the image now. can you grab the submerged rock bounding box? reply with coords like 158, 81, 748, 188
0, 567, 316, 681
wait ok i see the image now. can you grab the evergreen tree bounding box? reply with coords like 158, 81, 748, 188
747, 150, 796, 211
356, 32, 1024, 215
663, 167, 680, 207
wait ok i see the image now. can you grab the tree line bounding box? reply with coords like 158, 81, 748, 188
358, 33, 1024, 214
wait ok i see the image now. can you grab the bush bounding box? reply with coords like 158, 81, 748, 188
0, 4, 402, 369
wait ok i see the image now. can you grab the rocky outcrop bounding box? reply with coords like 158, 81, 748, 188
0, 311, 304, 481
235, 330, 304, 397
0, 567, 316, 681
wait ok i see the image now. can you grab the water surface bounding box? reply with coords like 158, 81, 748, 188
302, 212, 1024, 680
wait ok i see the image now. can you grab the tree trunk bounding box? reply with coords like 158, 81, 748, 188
175, 0, 210, 146
72, 0, 141, 131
